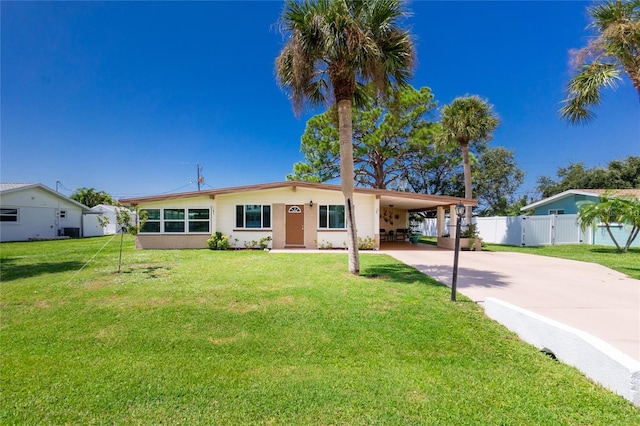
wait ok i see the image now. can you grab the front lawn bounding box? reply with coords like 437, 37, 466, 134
1, 236, 638, 424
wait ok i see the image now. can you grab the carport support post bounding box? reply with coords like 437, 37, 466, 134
451, 202, 466, 302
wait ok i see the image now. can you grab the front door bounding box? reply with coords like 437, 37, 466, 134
285, 205, 305, 247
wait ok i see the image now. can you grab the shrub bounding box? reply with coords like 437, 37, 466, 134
317, 240, 334, 249
207, 232, 231, 250
259, 236, 272, 249
358, 236, 376, 250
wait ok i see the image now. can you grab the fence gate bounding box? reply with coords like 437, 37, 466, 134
521, 214, 585, 246
522, 215, 552, 246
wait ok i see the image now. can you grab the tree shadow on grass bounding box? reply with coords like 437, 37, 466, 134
0, 258, 84, 282
364, 259, 511, 295
120, 265, 171, 279
589, 247, 640, 254
362, 263, 447, 288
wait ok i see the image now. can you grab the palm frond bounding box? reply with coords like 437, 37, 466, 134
438, 96, 500, 147
562, 0, 640, 124
276, 0, 414, 109
559, 61, 622, 125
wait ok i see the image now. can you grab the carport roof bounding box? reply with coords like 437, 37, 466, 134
119, 181, 476, 212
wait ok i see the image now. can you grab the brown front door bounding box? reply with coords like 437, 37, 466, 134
285, 205, 305, 247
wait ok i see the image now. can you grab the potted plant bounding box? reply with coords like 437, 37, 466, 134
408, 217, 422, 243
460, 223, 482, 251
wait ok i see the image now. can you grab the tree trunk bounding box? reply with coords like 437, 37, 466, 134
624, 225, 639, 252
338, 98, 360, 275
460, 140, 473, 226
605, 224, 623, 252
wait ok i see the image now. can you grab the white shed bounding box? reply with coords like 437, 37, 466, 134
0, 183, 92, 242
91, 204, 137, 235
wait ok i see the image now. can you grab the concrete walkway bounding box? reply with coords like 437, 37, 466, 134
380, 243, 640, 361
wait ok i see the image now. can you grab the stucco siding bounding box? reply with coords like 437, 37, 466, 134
271, 203, 285, 249
136, 234, 210, 249
0, 187, 84, 241
594, 224, 640, 248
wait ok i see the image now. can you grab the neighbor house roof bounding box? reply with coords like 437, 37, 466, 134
0, 182, 92, 212
521, 189, 640, 211
119, 181, 477, 212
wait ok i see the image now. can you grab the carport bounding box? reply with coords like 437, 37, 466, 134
370, 189, 476, 248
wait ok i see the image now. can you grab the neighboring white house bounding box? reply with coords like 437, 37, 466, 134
91, 204, 138, 235
0, 183, 93, 242
119, 181, 476, 250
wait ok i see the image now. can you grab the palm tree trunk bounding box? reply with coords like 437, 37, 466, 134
605, 224, 623, 252
624, 225, 639, 252
338, 98, 360, 275
460, 141, 473, 226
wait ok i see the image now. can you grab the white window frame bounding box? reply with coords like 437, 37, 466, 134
0, 208, 19, 223
548, 209, 565, 215
318, 205, 346, 229
138, 208, 211, 234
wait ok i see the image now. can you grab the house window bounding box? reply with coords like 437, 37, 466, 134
188, 209, 210, 233
319, 205, 345, 229
140, 209, 161, 233
164, 209, 185, 233
235, 205, 271, 228
59, 210, 67, 219
0, 208, 18, 222
549, 209, 565, 215
139, 208, 210, 234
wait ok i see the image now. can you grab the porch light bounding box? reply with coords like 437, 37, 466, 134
451, 201, 466, 302
309, 200, 313, 208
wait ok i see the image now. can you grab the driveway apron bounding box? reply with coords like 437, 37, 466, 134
382, 246, 640, 361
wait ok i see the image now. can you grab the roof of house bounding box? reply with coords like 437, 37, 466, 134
119, 180, 477, 212
0, 183, 38, 192
521, 189, 640, 211
0, 182, 92, 211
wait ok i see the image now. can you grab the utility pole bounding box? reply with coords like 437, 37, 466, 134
196, 164, 203, 191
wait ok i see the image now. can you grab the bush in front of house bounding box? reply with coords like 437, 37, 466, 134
207, 232, 231, 250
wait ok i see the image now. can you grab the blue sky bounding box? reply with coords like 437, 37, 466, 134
1, 0, 638, 200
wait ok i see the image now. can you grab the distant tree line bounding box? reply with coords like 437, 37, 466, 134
536, 156, 640, 199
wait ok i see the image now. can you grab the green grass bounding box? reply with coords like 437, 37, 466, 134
2, 236, 639, 424
418, 236, 640, 280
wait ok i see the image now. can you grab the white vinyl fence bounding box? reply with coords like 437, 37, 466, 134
420, 214, 592, 247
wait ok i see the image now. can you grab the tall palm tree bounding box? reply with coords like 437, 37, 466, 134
560, 0, 640, 124
275, 0, 415, 275
437, 96, 499, 226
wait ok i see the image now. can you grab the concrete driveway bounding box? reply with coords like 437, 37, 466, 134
381, 243, 640, 362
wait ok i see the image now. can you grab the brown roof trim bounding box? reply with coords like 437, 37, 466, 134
119, 180, 477, 207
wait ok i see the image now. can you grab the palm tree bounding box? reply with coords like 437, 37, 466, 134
70, 187, 115, 207
560, 0, 640, 124
437, 96, 499, 226
577, 193, 640, 252
275, 0, 415, 275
